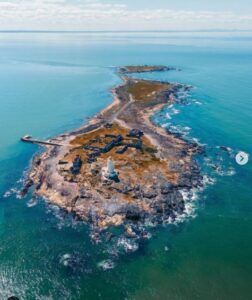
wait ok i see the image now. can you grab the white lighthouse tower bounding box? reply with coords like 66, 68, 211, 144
103, 157, 118, 180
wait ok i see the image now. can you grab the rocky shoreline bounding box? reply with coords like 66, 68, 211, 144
21, 65, 204, 244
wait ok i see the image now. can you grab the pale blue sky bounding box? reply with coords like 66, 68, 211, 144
0, 0, 252, 31
97, 0, 252, 14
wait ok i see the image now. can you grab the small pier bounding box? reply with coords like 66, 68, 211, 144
20, 135, 63, 146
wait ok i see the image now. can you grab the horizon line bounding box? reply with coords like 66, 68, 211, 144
1, 29, 252, 33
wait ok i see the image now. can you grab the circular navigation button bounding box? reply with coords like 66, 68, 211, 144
235, 151, 249, 165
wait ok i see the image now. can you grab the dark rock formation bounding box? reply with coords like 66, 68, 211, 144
116, 145, 128, 154
127, 129, 144, 139
143, 189, 158, 199
20, 179, 34, 197
160, 182, 173, 194
71, 155, 82, 175
125, 205, 141, 221
85, 133, 144, 163
104, 123, 113, 128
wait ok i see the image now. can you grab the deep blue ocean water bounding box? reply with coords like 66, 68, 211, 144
0, 32, 251, 299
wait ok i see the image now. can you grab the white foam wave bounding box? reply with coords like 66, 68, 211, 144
60, 253, 72, 267
97, 259, 115, 271
172, 108, 180, 115
117, 238, 139, 253
142, 231, 152, 240
193, 100, 202, 105
169, 188, 199, 225
166, 113, 172, 119
202, 175, 216, 186
216, 167, 236, 177
27, 198, 38, 208
173, 202, 197, 225
226, 168, 236, 176
169, 125, 191, 137
192, 137, 207, 146
3, 191, 11, 198
161, 122, 170, 128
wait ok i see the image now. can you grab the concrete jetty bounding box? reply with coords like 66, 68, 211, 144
21, 135, 63, 146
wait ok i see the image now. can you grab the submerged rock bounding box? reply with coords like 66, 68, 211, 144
59, 252, 82, 270
98, 259, 115, 271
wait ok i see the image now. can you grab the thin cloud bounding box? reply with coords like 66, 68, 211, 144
0, 0, 252, 30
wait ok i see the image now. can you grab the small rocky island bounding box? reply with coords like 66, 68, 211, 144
22, 66, 203, 241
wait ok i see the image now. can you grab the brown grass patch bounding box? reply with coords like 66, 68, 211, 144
62, 122, 178, 186
122, 66, 166, 73
127, 80, 171, 102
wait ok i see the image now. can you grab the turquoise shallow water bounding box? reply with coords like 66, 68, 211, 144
0, 32, 251, 299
